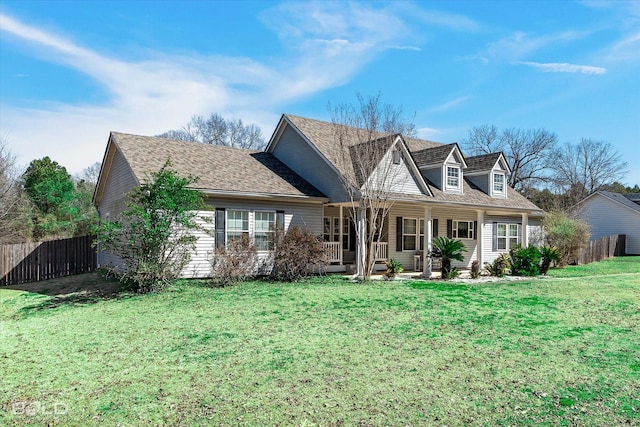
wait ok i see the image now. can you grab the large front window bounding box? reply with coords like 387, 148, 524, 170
447, 166, 459, 188
497, 223, 519, 250
403, 218, 417, 251
254, 211, 275, 251
227, 210, 249, 244
452, 220, 474, 239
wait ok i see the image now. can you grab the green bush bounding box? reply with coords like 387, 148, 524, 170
542, 211, 590, 266
431, 236, 467, 280
485, 253, 510, 277
540, 245, 561, 274
384, 258, 404, 280
509, 244, 541, 276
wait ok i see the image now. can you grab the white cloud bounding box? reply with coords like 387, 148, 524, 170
416, 127, 441, 140
0, 3, 421, 174
482, 30, 592, 63
518, 61, 607, 74
428, 96, 473, 113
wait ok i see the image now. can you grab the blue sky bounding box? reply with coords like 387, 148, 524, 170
1, 0, 639, 185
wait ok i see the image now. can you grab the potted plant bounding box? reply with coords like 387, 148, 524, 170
384, 258, 404, 280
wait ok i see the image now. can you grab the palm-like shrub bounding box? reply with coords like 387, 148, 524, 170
509, 244, 541, 276
540, 245, 561, 274
485, 253, 511, 277
431, 236, 467, 279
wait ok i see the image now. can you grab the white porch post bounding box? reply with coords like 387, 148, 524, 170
356, 205, 366, 278
338, 205, 344, 265
422, 206, 432, 278
521, 213, 529, 247
476, 209, 485, 268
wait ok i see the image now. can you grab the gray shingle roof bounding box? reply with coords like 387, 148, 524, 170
412, 144, 458, 167
111, 132, 325, 199
283, 115, 542, 213
465, 153, 502, 173
349, 134, 398, 187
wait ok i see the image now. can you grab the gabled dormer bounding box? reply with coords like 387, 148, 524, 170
351, 134, 432, 197
412, 143, 467, 194
465, 152, 510, 199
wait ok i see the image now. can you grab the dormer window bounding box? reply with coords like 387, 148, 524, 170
446, 166, 459, 189
393, 148, 401, 165
493, 173, 505, 193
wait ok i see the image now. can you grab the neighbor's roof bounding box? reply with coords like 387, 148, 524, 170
592, 191, 640, 214
105, 132, 326, 200
281, 114, 542, 213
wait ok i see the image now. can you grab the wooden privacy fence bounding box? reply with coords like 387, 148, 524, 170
0, 235, 96, 286
578, 234, 626, 265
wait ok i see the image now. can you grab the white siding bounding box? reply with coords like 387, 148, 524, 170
483, 215, 529, 263
575, 194, 640, 255
97, 149, 138, 269
181, 211, 216, 278
271, 125, 347, 202
388, 204, 431, 269
366, 149, 424, 195
431, 207, 479, 268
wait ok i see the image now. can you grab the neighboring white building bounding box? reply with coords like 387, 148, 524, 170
573, 191, 640, 255
93, 114, 545, 277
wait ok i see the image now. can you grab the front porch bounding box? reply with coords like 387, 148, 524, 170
321, 201, 536, 277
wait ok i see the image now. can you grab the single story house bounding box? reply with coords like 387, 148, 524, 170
93, 114, 544, 277
573, 191, 640, 255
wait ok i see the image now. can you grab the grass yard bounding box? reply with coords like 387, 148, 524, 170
1, 257, 639, 426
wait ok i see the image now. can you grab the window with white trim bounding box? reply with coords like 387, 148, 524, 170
447, 166, 459, 188
403, 218, 417, 251
452, 220, 474, 239
323, 216, 350, 250
493, 173, 505, 193
496, 223, 520, 250
254, 211, 275, 251
227, 210, 249, 244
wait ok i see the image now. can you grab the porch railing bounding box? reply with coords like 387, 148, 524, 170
323, 241, 342, 263
374, 242, 388, 262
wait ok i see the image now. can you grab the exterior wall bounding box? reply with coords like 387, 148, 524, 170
482, 214, 528, 263
466, 174, 489, 194
575, 195, 640, 255
180, 197, 325, 278
367, 149, 424, 195
421, 167, 441, 189
431, 207, 478, 268
96, 150, 138, 268
271, 125, 348, 202
388, 203, 431, 269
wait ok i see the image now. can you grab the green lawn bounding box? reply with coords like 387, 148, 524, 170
1, 257, 639, 426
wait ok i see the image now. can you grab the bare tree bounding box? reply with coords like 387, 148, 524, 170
75, 161, 102, 186
462, 125, 557, 191
550, 138, 628, 205
0, 138, 30, 243
329, 93, 416, 280
158, 113, 265, 150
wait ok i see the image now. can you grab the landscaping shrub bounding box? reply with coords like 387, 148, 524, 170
540, 245, 561, 274
431, 236, 466, 280
270, 225, 326, 281
470, 260, 481, 279
210, 234, 259, 286
94, 162, 204, 293
542, 211, 590, 266
485, 253, 511, 277
384, 258, 404, 280
509, 244, 541, 276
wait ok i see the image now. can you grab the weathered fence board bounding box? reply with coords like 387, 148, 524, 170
0, 235, 96, 286
578, 234, 626, 265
